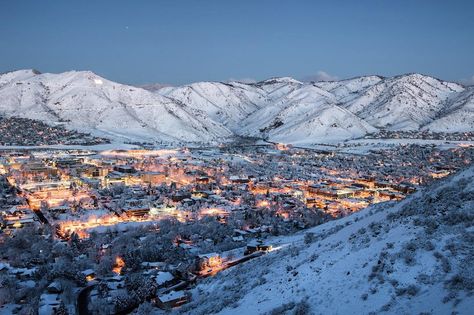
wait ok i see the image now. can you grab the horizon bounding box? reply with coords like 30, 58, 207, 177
1, 0, 474, 85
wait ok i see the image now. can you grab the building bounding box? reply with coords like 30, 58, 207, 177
244, 240, 273, 255
154, 271, 175, 287
156, 290, 188, 309
197, 253, 222, 269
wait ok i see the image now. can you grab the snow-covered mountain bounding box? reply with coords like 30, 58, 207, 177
423, 86, 474, 132
159, 73, 473, 144
0, 70, 232, 144
334, 74, 465, 130
239, 83, 377, 143
0, 70, 473, 145
182, 166, 474, 315
159, 81, 267, 131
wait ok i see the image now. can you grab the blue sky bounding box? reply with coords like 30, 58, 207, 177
1, 0, 473, 85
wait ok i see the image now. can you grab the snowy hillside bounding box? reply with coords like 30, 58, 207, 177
335, 74, 465, 130
0, 70, 232, 144
159, 81, 267, 131
423, 87, 474, 132
159, 73, 473, 144
1, 70, 473, 145
239, 84, 377, 143
182, 166, 474, 315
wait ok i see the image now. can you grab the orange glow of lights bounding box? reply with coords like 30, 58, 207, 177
112, 256, 125, 275
256, 200, 270, 208
58, 214, 155, 239
277, 211, 289, 219
200, 208, 229, 217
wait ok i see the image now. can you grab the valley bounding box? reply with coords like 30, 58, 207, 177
0, 138, 472, 314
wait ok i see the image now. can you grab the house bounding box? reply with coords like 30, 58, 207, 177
46, 281, 63, 294
122, 198, 150, 216
244, 240, 273, 255
171, 193, 191, 202
191, 191, 209, 199
229, 175, 250, 184
81, 269, 96, 282
197, 253, 222, 269
141, 171, 166, 184
141, 261, 166, 269
54, 158, 83, 168
2, 206, 37, 229
104, 172, 127, 186
195, 176, 210, 184
113, 165, 136, 174
156, 290, 188, 309
232, 235, 244, 242
83, 166, 108, 178
234, 229, 249, 236
155, 271, 175, 287
123, 205, 150, 217
48, 205, 70, 214
104, 275, 125, 290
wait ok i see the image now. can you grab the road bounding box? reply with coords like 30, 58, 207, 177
32, 209, 49, 224
77, 283, 96, 315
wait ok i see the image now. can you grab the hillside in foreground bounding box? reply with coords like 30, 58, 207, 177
180, 166, 474, 315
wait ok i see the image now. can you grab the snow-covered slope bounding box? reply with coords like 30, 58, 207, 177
183, 166, 474, 315
1, 70, 473, 145
0, 70, 232, 144
159, 81, 267, 131
336, 74, 465, 130
158, 73, 474, 144
0, 69, 40, 88
240, 84, 377, 143
423, 87, 474, 132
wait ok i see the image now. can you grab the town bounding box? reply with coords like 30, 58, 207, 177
0, 116, 110, 147
0, 141, 473, 314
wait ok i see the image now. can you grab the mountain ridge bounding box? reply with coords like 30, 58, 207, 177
0, 69, 473, 145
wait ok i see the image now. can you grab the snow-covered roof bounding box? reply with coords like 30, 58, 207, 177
81, 269, 95, 276
198, 252, 219, 259
155, 271, 174, 286
158, 290, 186, 303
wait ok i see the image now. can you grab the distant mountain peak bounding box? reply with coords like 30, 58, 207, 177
258, 76, 303, 85
137, 83, 173, 92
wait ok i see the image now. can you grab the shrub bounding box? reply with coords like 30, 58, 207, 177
304, 232, 315, 244
406, 284, 420, 296
269, 301, 296, 315
293, 300, 310, 315
395, 284, 419, 296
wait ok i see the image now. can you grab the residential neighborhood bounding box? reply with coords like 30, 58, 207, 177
0, 140, 472, 314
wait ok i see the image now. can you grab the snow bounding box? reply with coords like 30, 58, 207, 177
38, 293, 60, 315
0, 70, 232, 145
155, 271, 174, 286
423, 87, 474, 132
81, 269, 95, 276
182, 166, 474, 315
1, 70, 473, 146
0, 141, 140, 151
159, 290, 186, 303
158, 73, 474, 144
